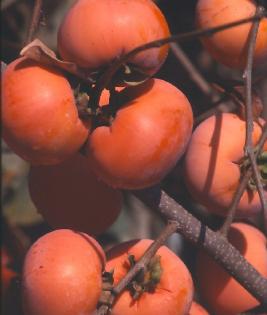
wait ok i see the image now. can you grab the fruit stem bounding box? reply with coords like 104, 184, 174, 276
97, 220, 178, 314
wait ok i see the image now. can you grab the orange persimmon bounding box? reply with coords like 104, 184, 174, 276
58, 0, 170, 77
196, 222, 267, 315
196, 0, 267, 69
22, 229, 105, 315
184, 113, 267, 217
29, 153, 122, 235
86, 78, 193, 189
2, 57, 89, 165
105, 239, 194, 315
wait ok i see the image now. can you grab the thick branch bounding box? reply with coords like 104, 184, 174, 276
133, 188, 267, 306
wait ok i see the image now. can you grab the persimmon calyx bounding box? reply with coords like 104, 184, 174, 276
127, 254, 163, 300
238, 150, 267, 190
257, 151, 267, 187
98, 270, 115, 307
76, 92, 90, 116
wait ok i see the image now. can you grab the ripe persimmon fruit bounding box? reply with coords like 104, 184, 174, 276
22, 229, 105, 315
58, 0, 170, 78
86, 78, 193, 189
28, 153, 122, 235
189, 301, 209, 315
196, 0, 267, 69
184, 113, 267, 217
105, 239, 194, 315
2, 57, 89, 165
196, 222, 267, 315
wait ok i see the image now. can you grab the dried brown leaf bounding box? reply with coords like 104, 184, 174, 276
20, 39, 94, 83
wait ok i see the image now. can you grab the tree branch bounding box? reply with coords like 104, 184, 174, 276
25, 0, 43, 45
90, 12, 266, 109
220, 124, 267, 235
133, 188, 267, 307
170, 43, 216, 99
243, 5, 267, 232
243, 8, 261, 155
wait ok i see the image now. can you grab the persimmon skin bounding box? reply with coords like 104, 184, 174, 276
58, 0, 170, 76
196, 223, 267, 315
87, 79, 193, 189
105, 239, 194, 315
196, 0, 267, 69
189, 301, 209, 315
22, 229, 105, 315
2, 57, 89, 165
184, 113, 267, 217
28, 153, 122, 235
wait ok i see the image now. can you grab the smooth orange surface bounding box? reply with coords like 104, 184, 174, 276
2, 57, 89, 165
29, 153, 122, 235
105, 239, 194, 315
58, 0, 170, 76
86, 79, 193, 189
22, 229, 105, 315
196, 0, 267, 69
189, 301, 209, 315
184, 113, 267, 217
196, 223, 267, 315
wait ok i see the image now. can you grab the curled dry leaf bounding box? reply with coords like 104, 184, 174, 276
121, 64, 151, 86
20, 39, 94, 83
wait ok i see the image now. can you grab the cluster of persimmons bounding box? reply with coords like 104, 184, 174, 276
2, 0, 267, 315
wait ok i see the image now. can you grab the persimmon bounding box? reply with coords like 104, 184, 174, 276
28, 153, 122, 235
86, 78, 193, 189
196, 222, 267, 315
189, 301, 209, 315
22, 229, 105, 315
2, 57, 89, 165
58, 0, 170, 77
105, 239, 194, 315
184, 113, 267, 217
195, 0, 267, 69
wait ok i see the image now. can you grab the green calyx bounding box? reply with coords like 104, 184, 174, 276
239, 150, 267, 190
257, 151, 267, 185
127, 254, 163, 300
